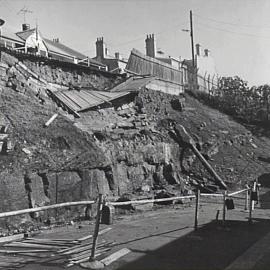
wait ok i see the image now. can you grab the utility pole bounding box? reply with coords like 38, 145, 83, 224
190, 10, 195, 69
189, 10, 196, 90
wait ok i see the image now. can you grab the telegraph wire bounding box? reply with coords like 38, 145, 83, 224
196, 21, 270, 40
109, 20, 190, 49
194, 13, 270, 29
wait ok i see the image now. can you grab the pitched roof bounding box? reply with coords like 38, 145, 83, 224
16, 28, 37, 41
44, 38, 86, 59
44, 38, 106, 67
1, 26, 106, 68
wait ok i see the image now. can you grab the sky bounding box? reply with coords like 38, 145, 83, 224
0, 0, 270, 86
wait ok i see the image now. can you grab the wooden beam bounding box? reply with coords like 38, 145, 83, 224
4, 242, 61, 249
108, 195, 195, 206
0, 200, 94, 218
0, 233, 25, 243
100, 248, 131, 266
77, 227, 112, 242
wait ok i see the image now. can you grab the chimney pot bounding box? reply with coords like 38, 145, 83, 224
145, 33, 156, 58
96, 36, 106, 59
22, 23, 30, 31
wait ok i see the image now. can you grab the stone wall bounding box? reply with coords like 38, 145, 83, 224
0, 50, 124, 101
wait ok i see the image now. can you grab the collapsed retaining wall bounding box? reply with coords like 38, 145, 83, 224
0, 50, 124, 100
0, 50, 193, 232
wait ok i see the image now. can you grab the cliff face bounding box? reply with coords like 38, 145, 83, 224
0, 50, 270, 232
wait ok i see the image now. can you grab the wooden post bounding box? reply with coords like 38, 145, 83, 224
245, 187, 249, 211
55, 173, 59, 218
222, 190, 227, 225
80, 194, 104, 269
251, 181, 257, 210
256, 181, 260, 206
194, 189, 200, 230
90, 194, 103, 261
249, 186, 253, 224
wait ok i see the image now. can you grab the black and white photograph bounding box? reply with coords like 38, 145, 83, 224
0, 0, 270, 269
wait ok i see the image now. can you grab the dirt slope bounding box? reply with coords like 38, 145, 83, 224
0, 87, 107, 173
138, 89, 270, 187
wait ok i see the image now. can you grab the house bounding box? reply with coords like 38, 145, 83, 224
141, 34, 188, 87
0, 23, 107, 71
125, 34, 187, 95
93, 37, 127, 74
184, 43, 218, 92
195, 44, 218, 79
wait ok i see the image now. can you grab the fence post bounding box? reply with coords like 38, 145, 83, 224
251, 181, 257, 210
80, 194, 104, 269
222, 190, 227, 225
248, 185, 253, 225
245, 186, 249, 211
194, 189, 200, 230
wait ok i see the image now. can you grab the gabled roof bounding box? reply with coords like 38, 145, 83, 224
1, 26, 106, 68
16, 28, 37, 41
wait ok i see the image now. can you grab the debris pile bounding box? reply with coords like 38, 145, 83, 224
0, 227, 113, 268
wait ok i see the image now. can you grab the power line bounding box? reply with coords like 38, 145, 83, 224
109, 20, 189, 49
196, 21, 270, 40
194, 13, 270, 29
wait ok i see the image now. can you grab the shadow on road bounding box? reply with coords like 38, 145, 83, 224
116, 218, 270, 270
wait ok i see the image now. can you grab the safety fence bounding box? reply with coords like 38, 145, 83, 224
0, 181, 260, 264
106, 186, 255, 230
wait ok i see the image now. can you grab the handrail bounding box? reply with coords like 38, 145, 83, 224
228, 189, 248, 197
0, 189, 249, 218
107, 189, 249, 206
107, 195, 196, 206
0, 200, 95, 218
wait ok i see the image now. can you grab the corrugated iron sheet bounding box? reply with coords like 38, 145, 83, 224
53, 89, 131, 112
126, 49, 183, 85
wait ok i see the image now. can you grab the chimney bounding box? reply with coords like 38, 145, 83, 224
204, 49, 210, 57
96, 37, 106, 59
22, 23, 30, 31
196, 44, 201, 56
115, 52, 120, 59
53, 38, 59, 43
145, 34, 156, 58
